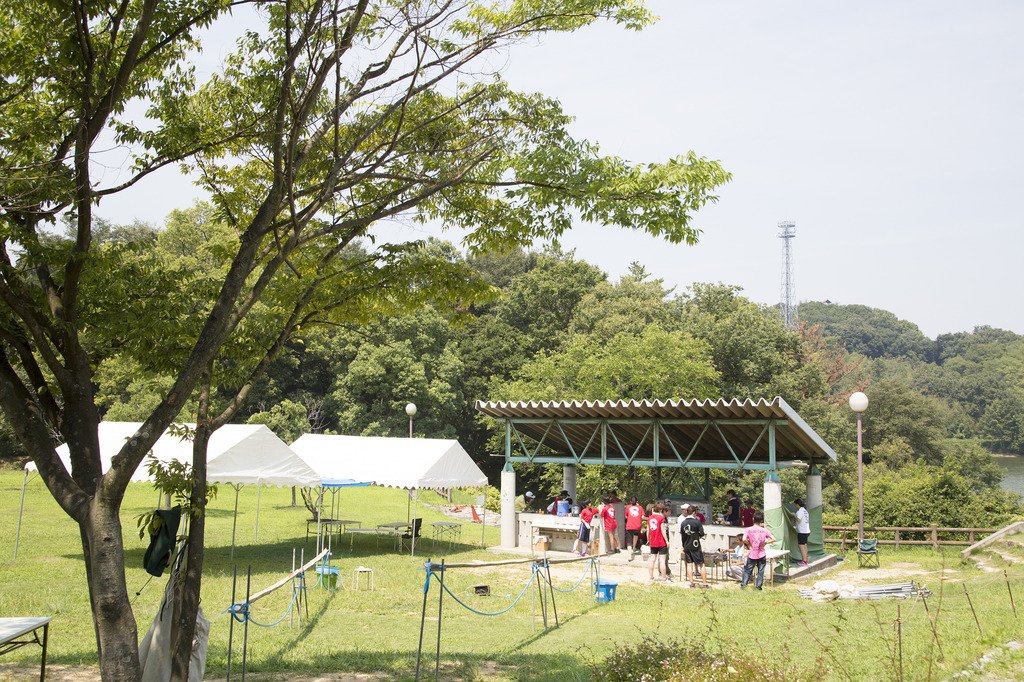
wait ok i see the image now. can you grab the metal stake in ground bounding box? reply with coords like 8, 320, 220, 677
1006, 569, 1017, 617
920, 594, 945, 672
415, 558, 433, 680
896, 603, 904, 682
227, 563, 237, 681
435, 558, 445, 681
242, 564, 251, 682
964, 583, 983, 636
544, 560, 559, 628
536, 563, 548, 628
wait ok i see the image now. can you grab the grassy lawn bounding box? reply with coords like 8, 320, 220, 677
1, 468, 1023, 680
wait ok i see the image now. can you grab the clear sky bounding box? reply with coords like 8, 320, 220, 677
98, 1, 1024, 338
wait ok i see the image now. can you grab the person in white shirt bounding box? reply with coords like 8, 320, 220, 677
725, 534, 747, 580
794, 498, 810, 566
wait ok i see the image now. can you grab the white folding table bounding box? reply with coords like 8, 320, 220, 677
0, 617, 51, 681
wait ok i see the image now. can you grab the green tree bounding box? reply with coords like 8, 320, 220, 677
499, 325, 719, 402
860, 380, 949, 464
330, 307, 467, 438
246, 399, 310, 444
862, 463, 1017, 528
980, 395, 1024, 454
678, 283, 804, 401
799, 301, 933, 361
493, 324, 720, 500
492, 248, 607, 355
1, 2, 732, 674
568, 268, 678, 343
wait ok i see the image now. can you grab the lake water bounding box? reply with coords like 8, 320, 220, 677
996, 455, 1024, 496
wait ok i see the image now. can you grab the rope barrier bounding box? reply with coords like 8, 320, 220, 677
246, 588, 300, 628
549, 557, 596, 593
429, 562, 540, 617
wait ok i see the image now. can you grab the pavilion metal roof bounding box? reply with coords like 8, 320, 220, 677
476, 397, 838, 467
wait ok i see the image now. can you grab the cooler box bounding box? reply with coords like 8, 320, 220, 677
595, 580, 618, 603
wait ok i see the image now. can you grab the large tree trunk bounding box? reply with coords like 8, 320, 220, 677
86, 496, 142, 680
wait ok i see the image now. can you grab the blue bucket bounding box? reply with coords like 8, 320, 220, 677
317, 565, 340, 590
595, 580, 618, 603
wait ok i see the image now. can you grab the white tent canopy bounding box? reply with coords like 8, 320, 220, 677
15, 422, 320, 560
24, 422, 320, 487
291, 434, 487, 556
290, 434, 486, 490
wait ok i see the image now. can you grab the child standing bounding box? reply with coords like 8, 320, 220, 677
572, 500, 596, 556
624, 496, 645, 560
599, 495, 620, 553
647, 503, 669, 581
680, 504, 708, 588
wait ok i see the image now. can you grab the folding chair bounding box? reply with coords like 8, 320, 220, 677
857, 538, 880, 568
400, 518, 422, 552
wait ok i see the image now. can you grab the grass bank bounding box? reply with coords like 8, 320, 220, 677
1, 471, 1022, 680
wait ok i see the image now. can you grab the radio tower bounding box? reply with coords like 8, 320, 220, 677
778, 221, 797, 330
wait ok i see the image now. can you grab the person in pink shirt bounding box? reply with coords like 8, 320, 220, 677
741, 511, 776, 590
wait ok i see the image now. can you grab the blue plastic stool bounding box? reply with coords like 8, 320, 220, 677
595, 580, 618, 603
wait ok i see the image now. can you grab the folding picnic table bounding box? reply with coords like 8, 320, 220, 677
0, 617, 51, 681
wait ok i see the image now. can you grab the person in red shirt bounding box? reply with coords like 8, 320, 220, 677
599, 495, 620, 553
572, 500, 597, 556
624, 496, 645, 561
740, 500, 756, 528
647, 502, 669, 581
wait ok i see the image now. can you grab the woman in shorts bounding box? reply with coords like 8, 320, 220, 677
572, 500, 596, 556
647, 503, 669, 581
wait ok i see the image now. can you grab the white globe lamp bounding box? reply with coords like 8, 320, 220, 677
848, 391, 869, 413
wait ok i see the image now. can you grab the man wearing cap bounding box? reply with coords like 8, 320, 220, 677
515, 491, 536, 512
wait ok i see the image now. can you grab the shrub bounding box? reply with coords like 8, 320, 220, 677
592, 636, 811, 681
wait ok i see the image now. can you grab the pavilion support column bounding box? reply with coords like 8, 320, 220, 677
764, 472, 795, 572
805, 464, 825, 559
500, 464, 517, 549
562, 464, 576, 502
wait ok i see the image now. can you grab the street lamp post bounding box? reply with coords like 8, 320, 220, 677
849, 391, 869, 543
405, 402, 417, 438
405, 402, 418, 555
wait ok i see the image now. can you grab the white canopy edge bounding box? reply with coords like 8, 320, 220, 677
24, 422, 321, 487
290, 434, 487, 491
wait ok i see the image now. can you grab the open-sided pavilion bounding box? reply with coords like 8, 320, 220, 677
476, 397, 839, 564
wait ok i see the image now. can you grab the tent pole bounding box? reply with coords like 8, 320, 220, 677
254, 481, 262, 542
407, 489, 411, 524
316, 486, 325, 555
13, 468, 28, 559
231, 485, 241, 564
411, 491, 418, 556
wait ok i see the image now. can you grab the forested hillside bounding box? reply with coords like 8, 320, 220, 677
3, 211, 1021, 528
800, 301, 1024, 455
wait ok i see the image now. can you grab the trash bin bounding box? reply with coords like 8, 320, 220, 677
595, 580, 618, 603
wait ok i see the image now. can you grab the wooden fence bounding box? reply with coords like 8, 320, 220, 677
824, 525, 999, 552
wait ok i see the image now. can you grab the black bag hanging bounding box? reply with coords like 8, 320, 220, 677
143, 506, 182, 577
